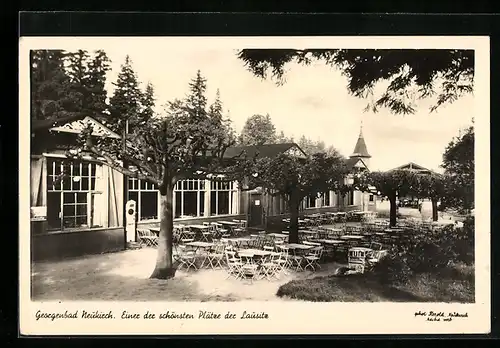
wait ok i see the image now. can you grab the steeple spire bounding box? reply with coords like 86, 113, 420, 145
350, 121, 371, 159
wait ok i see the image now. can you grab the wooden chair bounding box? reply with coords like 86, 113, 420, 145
348, 248, 369, 274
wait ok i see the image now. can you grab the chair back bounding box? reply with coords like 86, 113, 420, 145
137, 228, 151, 237
348, 248, 368, 262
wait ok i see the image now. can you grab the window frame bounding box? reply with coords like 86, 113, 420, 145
128, 177, 159, 221
46, 157, 104, 231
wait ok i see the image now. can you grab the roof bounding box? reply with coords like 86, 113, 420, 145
223, 143, 307, 159
344, 157, 369, 171
350, 129, 371, 158
32, 113, 88, 132
389, 162, 435, 174
48, 116, 121, 139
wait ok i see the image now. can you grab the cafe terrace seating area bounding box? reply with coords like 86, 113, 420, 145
136, 211, 462, 284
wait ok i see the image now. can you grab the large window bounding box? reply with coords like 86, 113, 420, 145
210, 180, 238, 216
128, 178, 158, 221
322, 192, 331, 207
128, 178, 239, 221
47, 158, 104, 230
302, 195, 317, 209
347, 190, 354, 205
174, 179, 205, 218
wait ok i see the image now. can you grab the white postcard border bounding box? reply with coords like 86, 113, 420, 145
19, 36, 491, 335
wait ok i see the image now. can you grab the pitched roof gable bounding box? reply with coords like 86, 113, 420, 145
344, 157, 369, 171
390, 162, 434, 174
223, 143, 307, 159
49, 116, 121, 139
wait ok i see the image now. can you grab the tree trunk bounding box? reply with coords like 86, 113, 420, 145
389, 194, 397, 227
150, 183, 176, 279
431, 198, 438, 222
288, 189, 300, 244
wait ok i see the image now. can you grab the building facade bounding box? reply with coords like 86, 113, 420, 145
30, 116, 376, 261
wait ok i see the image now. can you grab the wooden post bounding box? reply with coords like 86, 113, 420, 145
122, 123, 129, 248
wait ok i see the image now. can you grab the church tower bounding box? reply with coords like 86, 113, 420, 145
349, 121, 371, 169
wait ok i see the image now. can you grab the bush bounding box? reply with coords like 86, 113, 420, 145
372, 253, 414, 285
373, 217, 474, 284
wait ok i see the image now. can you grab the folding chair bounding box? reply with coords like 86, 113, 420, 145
241, 263, 259, 284
290, 249, 304, 272
214, 223, 230, 238
200, 225, 213, 242
276, 245, 293, 273
232, 220, 246, 236
206, 242, 225, 269
177, 245, 197, 271
137, 229, 158, 247
303, 246, 323, 271
224, 250, 244, 280
271, 249, 288, 278
260, 250, 279, 280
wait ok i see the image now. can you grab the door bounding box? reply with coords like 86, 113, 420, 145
249, 193, 263, 227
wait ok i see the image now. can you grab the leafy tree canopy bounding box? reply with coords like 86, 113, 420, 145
237, 49, 474, 115
108, 55, 144, 133
31, 49, 112, 123
440, 125, 474, 213
241, 151, 348, 200
297, 135, 342, 157
238, 113, 277, 145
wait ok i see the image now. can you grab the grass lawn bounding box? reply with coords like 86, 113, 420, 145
276, 263, 474, 303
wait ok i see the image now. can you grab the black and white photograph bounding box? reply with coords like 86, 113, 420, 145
20, 36, 490, 335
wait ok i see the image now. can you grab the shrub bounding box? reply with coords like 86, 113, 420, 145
373, 217, 474, 283
372, 253, 414, 285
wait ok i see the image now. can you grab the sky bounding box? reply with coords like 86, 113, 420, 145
101, 47, 474, 172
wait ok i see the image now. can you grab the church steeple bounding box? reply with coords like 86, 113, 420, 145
350, 121, 371, 160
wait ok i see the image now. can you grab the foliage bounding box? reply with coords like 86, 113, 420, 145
235, 150, 348, 242
357, 169, 419, 226
107, 55, 144, 134
373, 218, 474, 285
78, 70, 236, 186
30, 50, 81, 121
359, 169, 419, 198
72, 70, 237, 278
241, 151, 348, 200
66, 49, 112, 118
275, 130, 294, 144
276, 267, 473, 302
139, 82, 156, 124
31, 49, 112, 123
238, 113, 277, 145
440, 126, 474, 213
237, 49, 474, 114
297, 135, 342, 157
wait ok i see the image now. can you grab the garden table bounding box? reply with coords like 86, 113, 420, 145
237, 249, 271, 265
267, 233, 287, 239
284, 243, 314, 249
219, 221, 240, 227
317, 239, 344, 245
189, 224, 211, 230
340, 235, 365, 240
384, 228, 404, 233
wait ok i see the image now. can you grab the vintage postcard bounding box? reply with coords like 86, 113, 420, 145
19, 36, 490, 335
